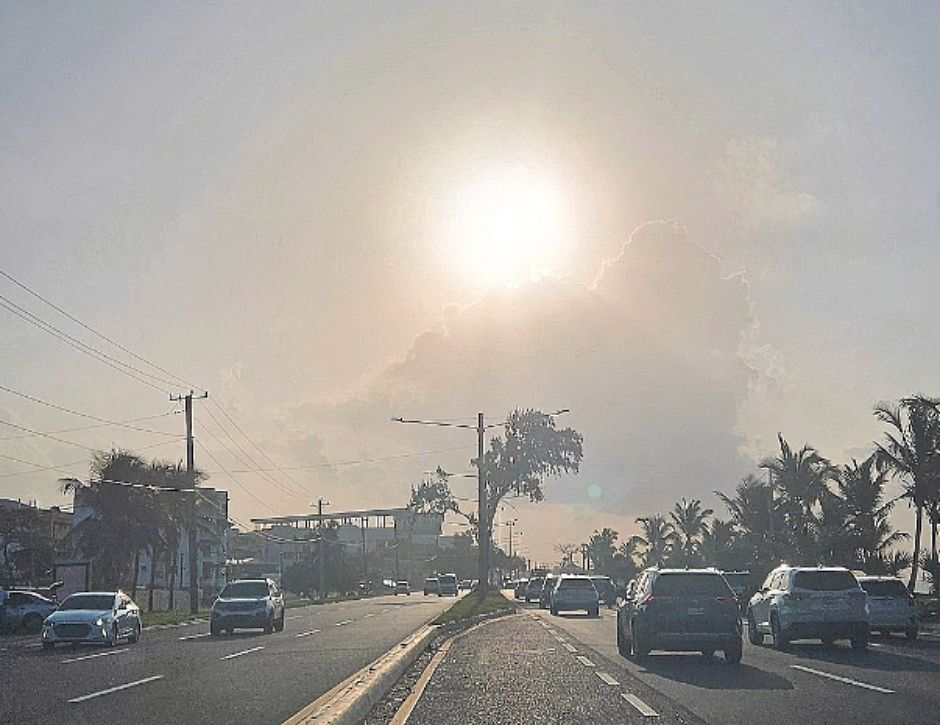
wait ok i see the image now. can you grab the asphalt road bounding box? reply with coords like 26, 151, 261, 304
524, 598, 940, 725
0, 592, 456, 725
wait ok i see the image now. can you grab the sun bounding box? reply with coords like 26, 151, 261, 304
448, 165, 569, 288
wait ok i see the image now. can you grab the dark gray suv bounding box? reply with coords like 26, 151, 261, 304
617, 568, 743, 664
210, 579, 285, 636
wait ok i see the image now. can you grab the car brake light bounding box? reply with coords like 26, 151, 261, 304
643, 595, 672, 605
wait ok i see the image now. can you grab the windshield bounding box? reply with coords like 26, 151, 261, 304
653, 574, 733, 597
794, 571, 859, 592
860, 580, 909, 597
58, 594, 114, 611
220, 582, 269, 599
558, 578, 595, 590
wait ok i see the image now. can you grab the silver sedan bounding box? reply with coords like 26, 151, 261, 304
41, 591, 141, 650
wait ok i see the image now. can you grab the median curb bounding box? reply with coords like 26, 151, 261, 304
284, 624, 438, 725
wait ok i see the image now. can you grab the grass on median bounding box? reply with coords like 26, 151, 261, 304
140, 610, 210, 627
432, 590, 515, 626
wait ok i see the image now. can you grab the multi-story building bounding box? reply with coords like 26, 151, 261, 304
0, 498, 73, 587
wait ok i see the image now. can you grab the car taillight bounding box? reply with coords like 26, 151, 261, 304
643, 595, 672, 605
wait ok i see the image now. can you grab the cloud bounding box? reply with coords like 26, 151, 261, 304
276, 220, 758, 556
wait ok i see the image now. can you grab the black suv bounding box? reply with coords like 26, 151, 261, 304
617, 568, 742, 664
210, 578, 285, 636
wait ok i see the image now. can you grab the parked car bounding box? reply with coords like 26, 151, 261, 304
438, 573, 458, 597
423, 577, 439, 595
858, 575, 918, 640
589, 576, 616, 606
524, 577, 544, 603
459, 579, 473, 591
747, 566, 869, 650
41, 591, 141, 650
539, 575, 558, 609
618, 568, 742, 664
210, 578, 284, 636
551, 576, 600, 616
2, 590, 58, 633
513, 579, 529, 600
395, 581, 411, 596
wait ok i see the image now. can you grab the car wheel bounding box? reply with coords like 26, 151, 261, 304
632, 625, 649, 660
23, 613, 43, 634
747, 612, 764, 645
42, 641, 55, 651
109, 623, 120, 647
851, 633, 869, 651
590, 607, 599, 618
724, 640, 743, 665
550, 606, 558, 616
128, 622, 141, 644
906, 627, 918, 641
263, 617, 274, 635
226, 627, 234, 635
771, 614, 789, 651
210, 622, 221, 637
275, 612, 285, 632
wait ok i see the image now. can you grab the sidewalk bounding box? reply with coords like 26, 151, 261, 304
400, 613, 688, 725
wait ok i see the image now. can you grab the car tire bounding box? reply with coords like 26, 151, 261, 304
821, 635, 836, 647
210, 622, 221, 637
632, 625, 650, 660
906, 627, 918, 641
42, 641, 55, 651
23, 613, 43, 634
109, 623, 119, 647
263, 617, 274, 635
590, 607, 599, 618
851, 633, 869, 651
771, 614, 788, 651
747, 612, 764, 645
128, 622, 141, 644
724, 640, 743, 665
550, 606, 558, 616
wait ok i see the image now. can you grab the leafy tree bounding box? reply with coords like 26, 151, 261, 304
700, 518, 738, 570
630, 514, 675, 567
587, 527, 619, 575
873, 396, 940, 589
716, 473, 783, 570
669, 498, 713, 566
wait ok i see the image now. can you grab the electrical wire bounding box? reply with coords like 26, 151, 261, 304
0, 411, 179, 441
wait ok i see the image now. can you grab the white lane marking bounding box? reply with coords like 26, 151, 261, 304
576, 655, 595, 667
596, 671, 619, 686
68, 675, 164, 703
62, 648, 128, 664
178, 633, 211, 641
562, 643, 577, 653
296, 628, 321, 638
870, 642, 882, 648
334, 620, 353, 627
220, 645, 265, 661
364, 613, 376, 618
622, 693, 659, 718
554, 636, 566, 642
286, 615, 303, 621
790, 665, 895, 694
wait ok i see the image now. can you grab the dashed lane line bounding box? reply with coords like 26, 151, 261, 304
621, 693, 659, 718
596, 671, 619, 686
575, 655, 595, 667
334, 620, 353, 627
363, 613, 376, 618
62, 648, 128, 664
562, 643, 577, 653
178, 633, 211, 641
296, 629, 321, 638
68, 675, 164, 704
790, 664, 895, 694
220, 645, 265, 661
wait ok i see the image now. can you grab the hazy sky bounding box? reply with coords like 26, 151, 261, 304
3, 2, 939, 561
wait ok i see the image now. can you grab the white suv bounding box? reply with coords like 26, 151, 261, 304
747, 566, 870, 650
858, 576, 918, 640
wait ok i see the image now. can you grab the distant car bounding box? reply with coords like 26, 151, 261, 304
747, 566, 869, 650
524, 577, 544, 603
589, 576, 616, 606
438, 573, 458, 597
858, 575, 918, 640
395, 581, 411, 596
720, 571, 756, 612
41, 591, 141, 650
2, 590, 58, 633
618, 568, 742, 664
551, 576, 599, 617
210, 578, 284, 636
459, 579, 473, 591
513, 579, 529, 600
423, 577, 439, 596
539, 575, 558, 609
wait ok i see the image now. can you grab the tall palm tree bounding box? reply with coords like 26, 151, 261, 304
629, 514, 675, 568
669, 498, 713, 566
873, 396, 940, 590
839, 456, 908, 571
716, 473, 783, 569
760, 433, 837, 562
700, 518, 738, 569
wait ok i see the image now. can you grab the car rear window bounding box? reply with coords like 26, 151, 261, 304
559, 578, 596, 590
439, 575, 456, 584
652, 573, 732, 597
220, 581, 269, 598
529, 578, 543, 587
793, 570, 859, 591
860, 580, 908, 597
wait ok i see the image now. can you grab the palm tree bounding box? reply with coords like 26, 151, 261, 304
838, 456, 908, 571
716, 473, 783, 569
700, 518, 738, 569
669, 498, 713, 566
760, 433, 837, 562
873, 396, 940, 590
629, 514, 675, 568
587, 528, 619, 575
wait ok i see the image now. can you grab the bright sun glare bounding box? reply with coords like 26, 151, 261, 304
449, 166, 569, 288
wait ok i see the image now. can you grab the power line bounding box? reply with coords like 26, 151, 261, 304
204, 444, 474, 474
0, 293, 174, 392
0, 418, 181, 453
0, 439, 179, 479
0, 411, 179, 441
0, 268, 200, 391
194, 439, 282, 516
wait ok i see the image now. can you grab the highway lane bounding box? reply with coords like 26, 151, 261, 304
1, 592, 458, 725
527, 601, 940, 725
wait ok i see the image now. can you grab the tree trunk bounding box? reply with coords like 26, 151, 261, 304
131, 550, 140, 602
931, 503, 938, 563
148, 546, 157, 612
168, 547, 177, 610
909, 503, 924, 592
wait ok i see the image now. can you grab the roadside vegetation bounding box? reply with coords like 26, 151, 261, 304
432, 590, 514, 626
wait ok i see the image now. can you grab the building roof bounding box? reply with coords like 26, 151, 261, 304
250, 507, 412, 526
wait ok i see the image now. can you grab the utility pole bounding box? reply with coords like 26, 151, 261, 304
315, 498, 328, 600
477, 412, 488, 593
171, 390, 208, 615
